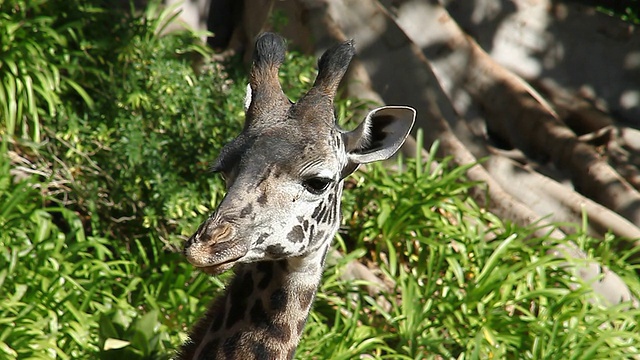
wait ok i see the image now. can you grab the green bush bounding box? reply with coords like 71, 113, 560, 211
0, 2, 232, 358
41, 4, 228, 248
0, 142, 224, 359
1, 2, 329, 358
38, 2, 321, 251
0, 0, 100, 141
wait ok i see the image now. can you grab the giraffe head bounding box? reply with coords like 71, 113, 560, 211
184, 33, 415, 275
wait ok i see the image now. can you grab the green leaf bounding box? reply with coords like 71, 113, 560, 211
0, 341, 17, 357
475, 233, 518, 284
103, 338, 130, 351
131, 310, 158, 345
64, 78, 94, 109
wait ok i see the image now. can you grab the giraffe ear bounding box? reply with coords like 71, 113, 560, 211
341, 106, 416, 178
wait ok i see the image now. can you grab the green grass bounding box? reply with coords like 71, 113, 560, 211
0, 0, 100, 141
1, 2, 639, 359
0, 142, 223, 358
4, 140, 639, 359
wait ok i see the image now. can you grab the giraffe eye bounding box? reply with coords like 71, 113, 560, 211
302, 177, 333, 195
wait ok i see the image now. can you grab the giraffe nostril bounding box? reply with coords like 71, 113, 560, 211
184, 221, 248, 270
206, 223, 235, 244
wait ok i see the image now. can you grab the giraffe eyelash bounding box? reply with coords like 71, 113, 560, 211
301, 177, 333, 195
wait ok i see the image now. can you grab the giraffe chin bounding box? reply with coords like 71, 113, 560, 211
199, 262, 236, 275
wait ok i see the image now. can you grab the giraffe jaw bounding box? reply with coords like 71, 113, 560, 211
190, 251, 244, 276
199, 262, 236, 275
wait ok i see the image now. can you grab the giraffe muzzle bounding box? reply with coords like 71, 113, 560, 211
184, 222, 250, 275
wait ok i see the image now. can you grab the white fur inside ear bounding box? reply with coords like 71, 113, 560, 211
346, 105, 416, 164
354, 115, 372, 150
244, 83, 252, 111
343, 111, 374, 152
349, 107, 395, 151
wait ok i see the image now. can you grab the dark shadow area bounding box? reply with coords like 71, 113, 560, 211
443, 0, 517, 54
444, 0, 640, 128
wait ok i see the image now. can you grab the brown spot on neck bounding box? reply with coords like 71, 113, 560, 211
179, 257, 322, 359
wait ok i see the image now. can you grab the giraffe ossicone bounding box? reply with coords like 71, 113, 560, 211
178, 32, 415, 360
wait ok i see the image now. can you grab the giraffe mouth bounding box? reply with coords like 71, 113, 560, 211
185, 237, 250, 275
199, 262, 236, 275
191, 250, 245, 275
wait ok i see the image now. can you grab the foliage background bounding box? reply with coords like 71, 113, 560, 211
1, 1, 639, 359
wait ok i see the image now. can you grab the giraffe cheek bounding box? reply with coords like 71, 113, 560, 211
201, 262, 235, 275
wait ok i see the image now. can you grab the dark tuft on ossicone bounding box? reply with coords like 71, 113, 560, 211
310, 39, 356, 97
247, 33, 290, 127
253, 32, 287, 70
288, 39, 356, 126
317, 39, 355, 77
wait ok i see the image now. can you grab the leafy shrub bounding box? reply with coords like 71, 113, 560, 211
0, 0, 100, 141
45, 6, 226, 246
35, 1, 320, 253
0, 2, 234, 358
2, 2, 330, 358
0, 142, 225, 359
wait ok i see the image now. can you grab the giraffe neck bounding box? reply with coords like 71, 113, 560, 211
179, 243, 330, 360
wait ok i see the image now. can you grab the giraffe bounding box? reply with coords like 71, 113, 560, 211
178, 32, 415, 360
